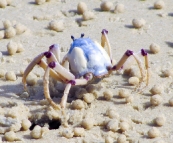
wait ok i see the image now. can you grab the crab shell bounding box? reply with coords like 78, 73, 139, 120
66, 37, 112, 79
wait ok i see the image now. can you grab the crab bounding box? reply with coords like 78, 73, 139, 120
22, 29, 149, 110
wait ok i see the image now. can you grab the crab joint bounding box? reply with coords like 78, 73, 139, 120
68, 80, 76, 85
101, 29, 108, 34
48, 61, 56, 68
125, 50, 133, 56
44, 52, 52, 58
141, 49, 147, 56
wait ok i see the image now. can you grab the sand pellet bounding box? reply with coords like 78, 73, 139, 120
117, 134, 126, 143
128, 76, 139, 85
92, 90, 100, 99
73, 127, 85, 137
82, 11, 95, 21
3, 20, 12, 29
154, 115, 166, 126
150, 84, 163, 95
103, 90, 113, 100
86, 84, 96, 93
48, 20, 64, 32
7, 41, 18, 55
21, 119, 31, 130
106, 108, 119, 119
77, 2, 87, 14
35, 0, 46, 5
71, 99, 85, 110
118, 89, 130, 98
119, 121, 129, 132
4, 131, 17, 142
162, 69, 173, 77
16, 43, 24, 53
169, 98, 173, 106
132, 18, 145, 29
30, 125, 42, 139
62, 128, 74, 139
149, 43, 160, 54
105, 136, 114, 143
154, 0, 165, 9
6, 0, 12, 6
5, 27, 16, 38
100, 1, 113, 11
148, 127, 160, 138
125, 96, 134, 103
26, 73, 38, 86
114, 4, 125, 13
0, 0, 7, 8
14, 23, 26, 35
106, 119, 119, 132
83, 93, 95, 103
5, 71, 16, 81
81, 118, 94, 130
150, 94, 162, 106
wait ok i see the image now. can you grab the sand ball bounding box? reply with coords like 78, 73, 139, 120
148, 127, 160, 138
14, 23, 26, 35
7, 41, 17, 55
81, 118, 94, 130
100, 1, 113, 11
62, 128, 74, 139
3, 20, 12, 29
5, 71, 16, 81
154, 0, 165, 9
117, 134, 126, 143
105, 136, 114, 143
149, 43, 160, 54
5, 27, 16, 38
48, 20, 64, 32
86, 84, 96, 93
162, 69, 173, 77
82, 11, 95, 21
150, 94, 162, 106
118, 89, 130, 98
35, 0, 46, 5
92, 90, 100, 99
71, 99, 85, 110
21, 119, 31, 130
41, 126, 49, 135
119, 121, 130, 132
30, 125, 42, 139
106, 119, 119, 132
106, 109, 119, 119
154, 115, 166, 126
4, 131, 17, 142
0, 0, 7, 8
6, 0, 12, 6
75, 88, 87, 99
73, 127, 85, 137
125, 96, 134, 103
132, 18, 146, 29
103, 90, 113, 100
0, 69, 5, 78
128, 76, 139, 85
20, 92, 29, 98
16, 43, 24, 53
83, 93, 95, 103
77, 2, 87, 14
169, 98, 173, 106
114, 4, 125, 13
26, 73, 38, 86
0, 30, 4, 39
150, 84, 163, 95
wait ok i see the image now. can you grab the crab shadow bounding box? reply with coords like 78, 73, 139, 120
165, 41, 173, 48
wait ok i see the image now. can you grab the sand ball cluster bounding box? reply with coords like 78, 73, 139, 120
106, 108, 119, 119
114, 4, 125, 14
105, 136, 114, 143
83, 93, 95, 104
100, 1, 113, 11
132, 18, 146, 29
77, 2, 88, 14
35, 0, 51, 5
30, 125, 42, 139
154, 0, 165, 9
48, 20, 64, 32
119, 121, 130, 132
0, 0, 12, 8
148, 127, 160, 138
4, 131, 20, 142
162, 69, 173, 77
7, 41, 24, 55
149, 43, 160, 54
21, 119, 31, 130
75, 88, 87, 99
125, 95, 134, 103
117, 134, 127, 143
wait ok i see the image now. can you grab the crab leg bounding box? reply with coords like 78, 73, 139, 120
49, 44, 60, 63
22, 53, 45, 90
101, 29, 112, 61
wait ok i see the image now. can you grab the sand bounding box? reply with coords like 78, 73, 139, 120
0, 0, 173, 142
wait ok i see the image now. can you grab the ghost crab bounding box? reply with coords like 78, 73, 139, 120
22, 29, 149, 110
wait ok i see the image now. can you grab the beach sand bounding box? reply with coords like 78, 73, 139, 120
0, 0, 173, 142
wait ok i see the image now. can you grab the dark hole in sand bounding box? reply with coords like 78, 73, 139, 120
29, 119, 61, 130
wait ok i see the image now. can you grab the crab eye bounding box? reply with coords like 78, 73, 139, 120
81, 33, 84, 38
71, 35, 75, 41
